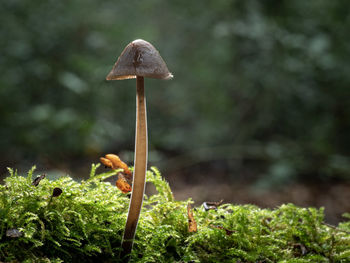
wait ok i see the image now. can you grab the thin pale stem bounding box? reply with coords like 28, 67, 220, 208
120, 76, 148, 261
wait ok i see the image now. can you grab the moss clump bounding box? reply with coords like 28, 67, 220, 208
0, 165, 349, 262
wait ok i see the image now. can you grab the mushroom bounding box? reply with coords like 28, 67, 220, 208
106, 39, 172, 260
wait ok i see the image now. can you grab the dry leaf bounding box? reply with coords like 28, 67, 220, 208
203, 199, 224, 211
6, 228, 23, 238
187, 204, 197, 232
32, 174, 46, 187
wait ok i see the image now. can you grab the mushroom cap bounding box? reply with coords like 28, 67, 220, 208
106, 39, 173, 80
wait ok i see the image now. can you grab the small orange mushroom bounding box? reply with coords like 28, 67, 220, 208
100, 154, 132, 175
100, 154, 132, 193
116, 173, 132, 194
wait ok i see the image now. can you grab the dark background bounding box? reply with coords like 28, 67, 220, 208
1, 1, 349, 223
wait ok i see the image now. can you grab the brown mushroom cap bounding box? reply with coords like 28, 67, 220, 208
106, 39, 173, 80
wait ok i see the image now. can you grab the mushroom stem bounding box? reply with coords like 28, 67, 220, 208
121, 76, 148, 260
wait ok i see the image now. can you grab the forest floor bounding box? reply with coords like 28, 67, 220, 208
1, 157, 349, 225
166, 169, 350, 225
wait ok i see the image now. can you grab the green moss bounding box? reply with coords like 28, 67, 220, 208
0, 166, 349, 263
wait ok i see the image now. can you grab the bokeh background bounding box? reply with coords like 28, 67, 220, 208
1, 1, 349, 223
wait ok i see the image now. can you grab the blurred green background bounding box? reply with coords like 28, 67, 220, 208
1, 1, 349, 221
